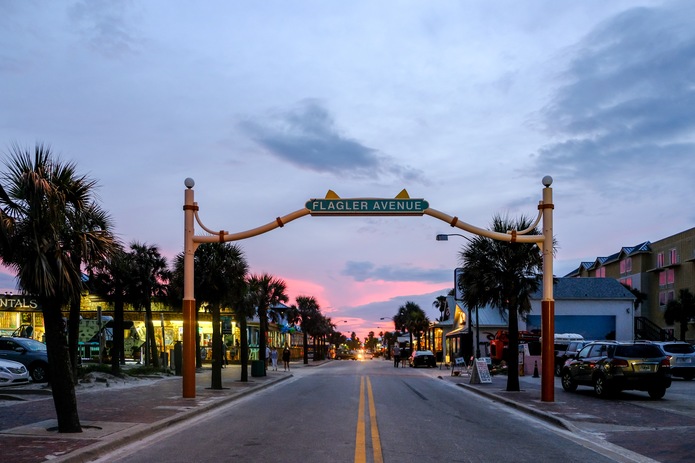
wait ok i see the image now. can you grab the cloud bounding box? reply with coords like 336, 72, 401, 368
68, 0, 143, 58
342, 260, 450, 284
240, 99, 428, 184
531, 3, 695, 193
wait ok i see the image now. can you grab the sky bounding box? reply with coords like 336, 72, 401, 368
1, 1, 694, 340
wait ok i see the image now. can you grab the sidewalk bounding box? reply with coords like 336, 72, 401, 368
0, 362, 303, 463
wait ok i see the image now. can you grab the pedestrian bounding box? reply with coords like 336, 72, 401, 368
221, 343, 228, 368
270, 346, 279, 371
266, 345, 271, 369
282, 346, 291, 371
392, 343, 401, 368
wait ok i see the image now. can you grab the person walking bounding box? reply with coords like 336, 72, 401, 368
282, 346, 291, 371
270, 346, 279, 371
392, 343, 401, 368
221, 342, 228, 368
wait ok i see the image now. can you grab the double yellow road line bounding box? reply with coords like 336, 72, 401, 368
354, 376, 383, 463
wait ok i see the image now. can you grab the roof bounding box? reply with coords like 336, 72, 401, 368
564, 242, 651, 276
531, 277, 635, 300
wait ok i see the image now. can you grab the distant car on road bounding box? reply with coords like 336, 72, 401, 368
409, 350, 437, 368
0, 336, 49, 382
0, 358, 30, 386
335, 350, 357, 360
652, 341, 695, 381
561, 341, 671, 399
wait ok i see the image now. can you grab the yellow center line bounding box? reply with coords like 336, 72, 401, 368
355, 376, 383, 463
367, 376, 383, 463
355, 376, 366, 463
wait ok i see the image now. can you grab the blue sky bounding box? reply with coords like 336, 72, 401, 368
1, 1, 694, 339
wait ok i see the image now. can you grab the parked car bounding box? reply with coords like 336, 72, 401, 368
561, 341, 671, 399
0, 336, 49, 382
652, 341, 695, 380
555, 340, 591, 376
409, 350, 437, 368
0, 358, 30, 386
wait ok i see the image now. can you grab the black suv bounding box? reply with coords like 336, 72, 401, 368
561, 341, 671, 399
554, 340, 590, 376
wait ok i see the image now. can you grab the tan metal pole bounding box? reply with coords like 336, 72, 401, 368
182, 179, 197, 398
540, 176, 555, 402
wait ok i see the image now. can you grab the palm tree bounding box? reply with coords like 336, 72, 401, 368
248, 273, 288, 369
296, 295, 320, 364
664, 289, 695, 341
403, 302, 429, 350
458, 214, 543, 392
127, 242, 170, 368
88, 246, 133, 375
192, 243, 247, 389
432, 294, 450, 321
0, 144, 116, 432
235, 279, 257, 382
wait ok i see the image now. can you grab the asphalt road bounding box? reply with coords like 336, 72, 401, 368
94, 360, 624, 463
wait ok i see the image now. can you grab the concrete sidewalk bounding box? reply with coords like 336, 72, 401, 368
0, 362, 303, 463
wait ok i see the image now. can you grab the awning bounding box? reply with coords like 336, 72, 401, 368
446, 327, 469, 338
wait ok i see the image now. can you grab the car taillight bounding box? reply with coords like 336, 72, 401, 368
611, 359, 628, 368
660, 358, 671, 368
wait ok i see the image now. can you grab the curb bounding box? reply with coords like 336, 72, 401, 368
52, 374, 292, 463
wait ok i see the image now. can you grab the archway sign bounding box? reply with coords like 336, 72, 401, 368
182, 176, 555, 401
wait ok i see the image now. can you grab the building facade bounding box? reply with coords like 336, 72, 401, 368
565, 226, 695, 341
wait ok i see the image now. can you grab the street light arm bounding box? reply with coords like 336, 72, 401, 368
425, 208, 544, 244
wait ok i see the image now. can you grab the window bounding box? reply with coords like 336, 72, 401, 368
657, 252, 664, 267
669, 248, 678, 265
619, 257, 632, 274
659, 268, 675, 287
619, 277, 632, 287
660, 290, 676, 306
595, 267, 605, 278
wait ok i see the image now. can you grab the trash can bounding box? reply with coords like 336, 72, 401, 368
251, 360, 266, 377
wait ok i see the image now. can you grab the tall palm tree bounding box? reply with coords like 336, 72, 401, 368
457, 214, 543, 392
235, 279, 257, 382
664, 289, 695, 341
248, 273, 288, 369
127, 242, 170, 368
192, 243, 247, 389
432, 295, 450, 321
402, 302, 429, 350
0, 144, 116, 433
88, 246, 133, 375
296, 295, 320, 364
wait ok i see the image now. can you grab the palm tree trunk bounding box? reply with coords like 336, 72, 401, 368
239, 317, 249, 382
43, 303, 82, 433
259, 309, 267, 368
145, 303, 159, 368
303, 331, 309, 364
211, 305, 222, 389
506, 305, 520, 392
68, 299, 81, 383
112, 298, 124, 374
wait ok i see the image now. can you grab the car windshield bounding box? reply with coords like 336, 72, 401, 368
662, 343, 695, 354
416, 351, 433, 355
615, 345, 662, 358
16, 338, 47, 352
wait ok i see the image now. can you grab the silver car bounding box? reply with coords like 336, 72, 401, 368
652, 341, 695, 380
0, 358, 30, 386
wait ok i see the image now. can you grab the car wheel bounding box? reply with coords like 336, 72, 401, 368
648, 386, 666, 399
561, 371, 577, 392
30, 363, 49, 382
593, 375, 613, 398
